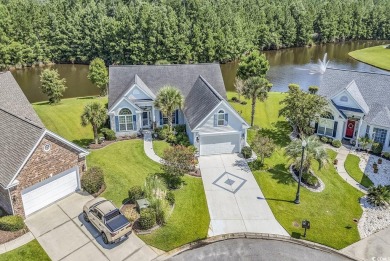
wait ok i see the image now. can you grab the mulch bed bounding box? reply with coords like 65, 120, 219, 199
88, 136, 141, 149
0, 228, 28, 244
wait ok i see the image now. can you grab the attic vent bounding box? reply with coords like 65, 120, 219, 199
340, 96, 348, 102
43, 143, 51, 152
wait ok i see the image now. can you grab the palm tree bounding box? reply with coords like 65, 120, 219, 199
81, 102, 107, 144
154, 86, 184, 131
285, 136, 329, 174
243, 76, 272, 126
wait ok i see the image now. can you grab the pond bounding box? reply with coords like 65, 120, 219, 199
12, 40, 390, 103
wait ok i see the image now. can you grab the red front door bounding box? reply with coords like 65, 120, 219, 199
346, 120, 355, 138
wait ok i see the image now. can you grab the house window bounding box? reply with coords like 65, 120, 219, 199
317, 112, 334, 137
340, 96, 348, 102
217, 110, 226, 126
365, 125, 370, 138
162, 111, 176, 125
119, 108, 133, 131
373, 127, 387, 145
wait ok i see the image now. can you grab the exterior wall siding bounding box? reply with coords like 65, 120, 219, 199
332, 91, 362, 110
197, 103, 244, 132
127, 85, 151, 100
9, 135, 86, 218
0, 187, 12, 215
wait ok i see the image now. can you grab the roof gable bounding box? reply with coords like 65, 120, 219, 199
345, 80, 369, 114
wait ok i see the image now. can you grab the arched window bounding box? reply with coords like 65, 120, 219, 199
321, 111, 334, 120
340, 96, 348, 102
217, 109, 226, 126
119, 108, 133, 131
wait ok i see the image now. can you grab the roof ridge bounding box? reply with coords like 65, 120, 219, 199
198, 75, 224, 101
0, 107, 44, 130
327, 67, 390, 77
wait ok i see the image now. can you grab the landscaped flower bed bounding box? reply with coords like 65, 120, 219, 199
289, 165, 325, 192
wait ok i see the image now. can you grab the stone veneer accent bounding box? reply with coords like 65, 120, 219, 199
8, 135, 86, 218
0, 186, 12, 214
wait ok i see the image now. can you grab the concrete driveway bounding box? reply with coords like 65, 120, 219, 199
199, 154, 288, 236
25, 192, 159, 261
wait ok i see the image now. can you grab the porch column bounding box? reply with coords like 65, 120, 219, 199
355, 119, 363, 148
151, 105, 155, 128
137, 111, 142, 130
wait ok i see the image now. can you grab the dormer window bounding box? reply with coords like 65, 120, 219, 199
340, 95, 348, 102
216, 110, 228, 126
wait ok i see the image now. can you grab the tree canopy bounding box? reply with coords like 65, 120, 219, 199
81, 101, 107, 144
154, 86, 184, 131
0, 0, 389, 68
88, 58, 108, 96
40, 68, 66, 104
237, 51, 270, 80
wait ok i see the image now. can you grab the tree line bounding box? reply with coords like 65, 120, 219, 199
0, 0, 389, 68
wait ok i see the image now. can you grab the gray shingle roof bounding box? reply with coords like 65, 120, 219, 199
345, 80, 369, 114
319, 68, 390, 128
0, 72, 44, 128
108, 63, 226, 110
0, 109, 45, 187
184, 76, 224, 130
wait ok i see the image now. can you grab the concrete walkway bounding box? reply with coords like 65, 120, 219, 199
0, 231, 34, 254
342, 225, 390, 261
335, 146, 368, 194
143, 131, 162, 164
199, 154, 289, 237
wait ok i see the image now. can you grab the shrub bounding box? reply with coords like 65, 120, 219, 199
128, 186, 144, 204
382, 152, 390, 160
332, 140, 342, 148
231, 96, 239, 102
166, 132, 176, 144
372, 143, 383, 155
165, 191, 175, 205
327, 137, 333, 144
151, 199, 167, 226
81, 167, 105, 195
248, 159, 264, 171
175, 133, 190, 146
241, 146, 252, 159
241, 101, 247, 105
100, 128, 116, 140
138, 209, 156, 230
0, 215, 25, 231
320, 136, 328, 143
367, 185, 390, 206
155, 125, 170, 140
173, 124, 186, 133
308, 85, 319, 94
302, 172, 319, 187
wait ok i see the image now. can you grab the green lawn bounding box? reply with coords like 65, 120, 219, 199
344, 154, 374, 188
153, 140, 171, 158
87, 140, 209, 250
33, 96, 107, 147
349, 45, 390, 71
0, 240, 50, 261
228, 92, 363, 249
140, 175, 209, 251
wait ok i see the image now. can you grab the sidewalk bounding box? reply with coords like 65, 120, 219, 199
335, 146, 368, 194
0, 231, 34, 254
143, 131, 162, 164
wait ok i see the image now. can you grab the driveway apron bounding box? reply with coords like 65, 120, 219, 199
25, 192, 159, 261
199, 154, 289, 236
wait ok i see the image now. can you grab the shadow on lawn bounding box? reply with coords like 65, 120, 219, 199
258, 121, 291, 147
73, 138, 93, 148
268, 164, 295, 185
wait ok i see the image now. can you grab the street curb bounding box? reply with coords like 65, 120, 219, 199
153, 233, 361, 261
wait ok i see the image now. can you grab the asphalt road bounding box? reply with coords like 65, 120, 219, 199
168, 238, 355, 261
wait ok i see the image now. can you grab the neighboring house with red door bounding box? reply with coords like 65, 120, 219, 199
0, 71, 89, 218
315, 68, 390, 151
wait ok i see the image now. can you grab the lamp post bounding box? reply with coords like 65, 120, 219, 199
294, 139, 307, 204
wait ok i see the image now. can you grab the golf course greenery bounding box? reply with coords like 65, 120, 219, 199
349, 45, 390, 71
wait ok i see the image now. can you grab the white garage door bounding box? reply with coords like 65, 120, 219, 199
22, 168, 79, 216
200, 134, 240, 156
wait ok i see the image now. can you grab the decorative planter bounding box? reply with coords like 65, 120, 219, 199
373, 163, 378, 169
333, 159, 338, 165
374, 168, 379, 174
378, 158, 382, 164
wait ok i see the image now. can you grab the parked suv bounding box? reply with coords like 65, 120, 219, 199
83, 197, 132, 244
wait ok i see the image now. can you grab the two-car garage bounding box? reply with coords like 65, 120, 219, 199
21, 167, 80, 216
199, 133, 241, 156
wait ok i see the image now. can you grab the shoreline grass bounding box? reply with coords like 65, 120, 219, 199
349, 45, 390, 71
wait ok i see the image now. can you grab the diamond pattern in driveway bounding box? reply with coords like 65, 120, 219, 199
25, 192, 159, 261
199, 154, 289, 237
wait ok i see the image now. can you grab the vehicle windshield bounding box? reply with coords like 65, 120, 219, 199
104, 209, 120, 221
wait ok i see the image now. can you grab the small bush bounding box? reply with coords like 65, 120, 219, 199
100, 128, 116, 140
241, 101, 247, 105
155, 125, 170, 140
332, 140, 342, 148
241, 146, 252, 159
248, 159, 264, 171
382, 152, 390, 160
173, 124, 186, 133
175, 133, 190, 146
0, 215, 25, 231
302, 172, 319, 187
367, 185, 390, 206
320, 136, 328, 143
231, 97, 239, 102
372, 143, 383, 155
81, 167, 105, 195
128, 186, 144, 204
166, 132, 176, 144
139, 209, 156, 230
308, 85, 319, 94
165, 191, 175, 205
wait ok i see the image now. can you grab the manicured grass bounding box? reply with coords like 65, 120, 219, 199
87, 140, 209, 250
228, 92, 363, 249
140, 175, 209, 251
0, 240, 50, 261
349, 45, 390, 71
345, 154, 374, 188
87, 140, 161, 206
33, 96, 108, 147
153, 140, 171, 158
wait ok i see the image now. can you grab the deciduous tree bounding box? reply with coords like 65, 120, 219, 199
40, 68, 66, 104
88, 58, 108, 96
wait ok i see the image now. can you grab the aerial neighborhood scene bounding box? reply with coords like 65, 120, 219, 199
1, 0, 390, 260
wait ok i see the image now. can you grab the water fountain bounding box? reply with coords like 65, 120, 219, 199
309, 53, 329, 74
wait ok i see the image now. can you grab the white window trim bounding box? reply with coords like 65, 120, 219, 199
119, 108, 134, 131
162, 111, 176, 125
317, 117, 334, 137
217, 110, 226, 126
